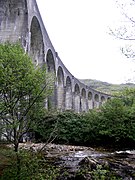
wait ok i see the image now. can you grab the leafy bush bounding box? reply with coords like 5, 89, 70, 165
0, 150, 60, 180
34, 89, 135, 148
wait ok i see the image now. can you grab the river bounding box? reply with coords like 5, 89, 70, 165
20, 143, 135, 179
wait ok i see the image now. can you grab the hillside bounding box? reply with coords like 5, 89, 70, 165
79, 79, 135, 94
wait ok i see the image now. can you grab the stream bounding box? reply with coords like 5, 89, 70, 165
56, 148, 135, 179
20, 143, 135, 179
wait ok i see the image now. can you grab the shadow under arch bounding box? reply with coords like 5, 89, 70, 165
88, 91, 93, 109
46, 49, 56, 109
101, 95, 106, 105
57, 66, 64, 110
81, 88, 87, 112
94, 94, 100, 108
65, 76, 72, 110
30, 16, 44, 65
0, 0, 28, 45
46, 49, 56, 72
74, 83, 80, 113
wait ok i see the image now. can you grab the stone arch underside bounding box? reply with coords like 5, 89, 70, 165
65, 76, 72, 110
30, 16, 44, 65
94, 94, 100, 108
0, 0, 28, 45
81, 88, 87, 112
74, 84, 80, 113
101, 95, 105, 105
88, 91, 93, 109
57, 66, 64, 110
46, 49, 56, 109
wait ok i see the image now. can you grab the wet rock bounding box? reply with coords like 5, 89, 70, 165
79, 157, 98, 170
13, 143, 135, 179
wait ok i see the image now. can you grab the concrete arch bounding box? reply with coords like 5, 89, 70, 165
65, 76, 72, 110
94, 94, 99, 102
75, 84, 80, 95
57, 66, 64, 110
0, 0, 28, 43
74, 84, 80, 113
88, 91, 93, 109
81, 88, 87, 112
88, 91, 93, 100
94, 94, 100, 108
46, 49, 56, 109
81, 88, 86, 98
101, 96, 105, 104
30, 16, 44, 65
46, 49, 55, 72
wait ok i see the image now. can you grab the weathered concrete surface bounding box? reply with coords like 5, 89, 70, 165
0, 0, 111, 112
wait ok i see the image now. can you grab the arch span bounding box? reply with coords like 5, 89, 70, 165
81, 88, 87, 112
57, 66, 64, 110
88, 91, 93, 109
101, 96, 105, 104
46, 49, 56, 109
94, 94, 99, 108
30, 16, 44, 65
65, 76, 72, 110
74, 84, 80, 113
46, 49, 55, 72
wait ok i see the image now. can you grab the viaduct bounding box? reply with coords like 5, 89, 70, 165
0, 0, 111, 113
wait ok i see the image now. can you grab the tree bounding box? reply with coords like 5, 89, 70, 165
118, 87, 135, 106
98, 96, 135, 147
110, 0, 135, 59
0, 43, 54, 152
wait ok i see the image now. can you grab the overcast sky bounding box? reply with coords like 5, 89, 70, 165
36, 0, 135, 84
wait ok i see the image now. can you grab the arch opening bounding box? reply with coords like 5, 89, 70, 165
81, 88, 86, 98
94, 94, 99, 102
88, 91, 93, 109
81, 88, 87, 112
46, 49, 55, 72
94, 94, 100, 108
75, 84, 80, 95
30, 16, 44, 65
57, 66, 64, 110
88, 92, 92, 100
101, 96, 105, 102
46, 49, 56, 109
74, 84, 80, 113
65, 76, 72, 110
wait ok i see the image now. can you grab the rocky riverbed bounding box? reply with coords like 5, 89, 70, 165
18, 143, 135, 179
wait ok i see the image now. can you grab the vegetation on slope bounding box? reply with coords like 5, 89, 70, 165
35, 88, 135, 149
80, 79, 135, 94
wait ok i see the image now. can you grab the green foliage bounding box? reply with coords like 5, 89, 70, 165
98, 90, 135, 145
76, 165, 122, 180
91, 165, 121, 180
0, 149, 60, 180
80, 79, 135, 94
0, 42, 54, 151
35, 88, 135, 148
116, 87, 135, 106
33, 111, 58, 143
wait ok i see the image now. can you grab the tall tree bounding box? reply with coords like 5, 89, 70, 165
110, 0, 135, 59
0, 43, 54, 152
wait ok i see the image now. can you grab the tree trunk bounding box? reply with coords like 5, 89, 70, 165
14, 141, 19, 152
